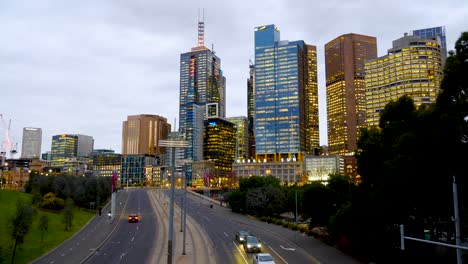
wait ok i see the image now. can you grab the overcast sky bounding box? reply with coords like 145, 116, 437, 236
1, 0, 467, 156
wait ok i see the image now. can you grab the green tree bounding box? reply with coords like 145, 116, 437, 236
10, 199, 35, 264
225, 189, 245, 213
38, 215, 49, 242
246, 185, 285, 217
62, 197, 74, 231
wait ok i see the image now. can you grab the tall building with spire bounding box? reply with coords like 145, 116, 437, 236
325, 33, 377, 155
179, 15, 225, 180
253, 24, 318, 162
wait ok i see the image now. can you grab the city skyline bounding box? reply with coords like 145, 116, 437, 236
1, 0, 467, 156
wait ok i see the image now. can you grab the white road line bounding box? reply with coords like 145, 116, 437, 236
280, 245, 296, 251
203, 216, 211, 222
268, 245, 288, 264
233, 241, 248, 264
223, 232, 229, 237
131, 236, 135, 242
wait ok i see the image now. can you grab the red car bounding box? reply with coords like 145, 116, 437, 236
128, 214, 139, 223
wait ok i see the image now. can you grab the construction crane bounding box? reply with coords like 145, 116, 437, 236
0, 114, 17, 159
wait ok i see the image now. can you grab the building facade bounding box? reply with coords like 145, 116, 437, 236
76, 134, 94, 157
254, 24, 318, 163
412, 26, 447, 60
365, 33, 443, 126
21, 127, 42, 159
227, 116, 249, 160
247, 62, 255, 159
325, 33, 377, 155
203, 117, 236, 178
51, 134, 78, 167
232, 160, 303, 185
179, 19, 225, 181
91, 149, 122, 178
121, 154, 159, 186
122, 114, 171, 156
304, 155, 344, 182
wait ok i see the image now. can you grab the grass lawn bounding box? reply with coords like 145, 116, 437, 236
0, 190, 94, 264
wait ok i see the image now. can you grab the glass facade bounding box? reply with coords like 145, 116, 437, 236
365, 35, 443, 126
179, 47, 225, 169
203, 117, 236, 177
51, 134, 78, 167
227, 116, 249, 160
412, 26, 447, 59
91, 150, 122, 178
121, 154, 158, 185
254, 24, 318, 162
247, 62, 255, 158
325, 34, 377, 155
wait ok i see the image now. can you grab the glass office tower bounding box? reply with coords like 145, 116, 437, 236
51, 134, 78, 166
254, 24, 318, 162
179, 21, 225, 182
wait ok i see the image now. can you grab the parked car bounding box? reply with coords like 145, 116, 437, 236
235, 230, 250, 243
128, 213, 139, 223
253, 253, 275, 264
244, 235, 262, 253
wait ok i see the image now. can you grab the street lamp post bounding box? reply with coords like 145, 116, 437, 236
159, 139, 189, 264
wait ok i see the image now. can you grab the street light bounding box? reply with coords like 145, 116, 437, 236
159, 139, 189, 264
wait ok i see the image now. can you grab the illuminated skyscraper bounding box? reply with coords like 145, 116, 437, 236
122, 114, 171, 155
179, 17, 225, 179
21, 127, 42, 159
254, 24, 318, 162
365, 33, 443, 126
51, 134, 78, 166
325, 33, 377, 155
203, 116, 236, 179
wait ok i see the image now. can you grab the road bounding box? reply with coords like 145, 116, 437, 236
173, 189, 361, 264
85, 188, 158, 263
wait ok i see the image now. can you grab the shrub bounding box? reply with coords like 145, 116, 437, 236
42, 192, 65, 210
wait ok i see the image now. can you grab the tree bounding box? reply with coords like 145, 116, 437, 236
10, 199, 35, 264
38, 215, 49, 242
62, 197, 74, 231
246, 185, 285, 217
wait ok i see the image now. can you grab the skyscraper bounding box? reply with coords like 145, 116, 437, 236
253, 24, 318, 162
21, 127, 42, 159
365, 33, 443, 126
76, 134, 94, 157
179, 18, 225, 168
325, 33, 377, 155
122, 114, 171, 155
412, 26, 447, 59
51, 134, 78, 166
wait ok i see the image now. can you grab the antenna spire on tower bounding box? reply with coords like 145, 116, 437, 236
197, 8, 205, 47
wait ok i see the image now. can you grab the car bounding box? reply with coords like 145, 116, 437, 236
244, 235, 262, 253
235, 230, 250, 243
253, 253, 275, 264
128, 213, 139, 223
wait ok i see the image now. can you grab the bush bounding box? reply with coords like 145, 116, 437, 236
281, 221, 289, 227
42, 192, 65, 210
259, 216, 268, 222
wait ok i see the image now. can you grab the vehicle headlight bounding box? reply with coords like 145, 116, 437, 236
257, 243, 262, 247
247, 245, 252, 248
240, 237, 244, 241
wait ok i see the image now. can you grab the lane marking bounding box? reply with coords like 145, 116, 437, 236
223, 232, 229, 238
233, 241, 248, 264
203, 216, 211, 222
131, 236, 135, 242
268, 245, 288, 264
280, 245, 296, 251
